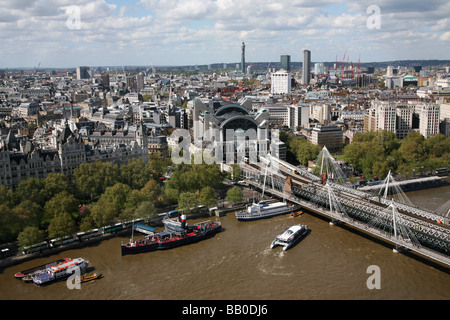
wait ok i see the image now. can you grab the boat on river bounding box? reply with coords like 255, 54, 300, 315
75, 273, 102, 284
33, 258, 89, 286
235, 201, 300, 221
270, 225, 308, 251
15, 258, 72, 279
121, 216, 222, 256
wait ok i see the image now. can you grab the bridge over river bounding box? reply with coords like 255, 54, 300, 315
237, 152, 450, 268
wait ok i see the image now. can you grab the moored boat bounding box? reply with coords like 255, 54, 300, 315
270, 224, 308, 251
290, 211, 303, 218
235, 201, 300, 221
121, 218, 222, 256
75, 273, 102, 283
32, 258, 89, 286
15, 258, 72, 279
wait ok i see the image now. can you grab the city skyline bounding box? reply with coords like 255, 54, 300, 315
1, 0, 450, 68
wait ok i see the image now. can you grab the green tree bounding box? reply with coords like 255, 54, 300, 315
73, 161, 120, 201
140, 179, 162, 203
198, 186, 218, 208
17, 226, 45, 251
90, 200, 119, 227
43, 191, 79, 221
343, 140, 384, 176
166, 163, 223, 193
13, 200, 42, 229
126, 189, 148, 209
177, 192, 199, 215
0, 185, 17, 208
120, 158, 151, 189
372, 160, 391, 180
0, 204, 21, 243
147, 153, 171, 179
47, 212, 77, 239
79, 216, 95, 232
226, 186, 244, 204
163, 187, 179, 205
133, 201, 158, 220
15, 177, 45, 205
41, 173, 71, 203
399, 139, 424, 163
424, 134, 450, 158
100, 183, 132, 212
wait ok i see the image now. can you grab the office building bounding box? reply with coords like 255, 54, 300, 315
289, 103, 310, 130
419, 103, 440, 138
302, 50, 311, 85
364, 101, 396, 134
76, 66, 90, 80
271, 69, 291, 94
280, 55, 291, 72
396, 105, 413, 139
314, 62, 324, 75
365, 101, 440, 139
311, 125, 344, 152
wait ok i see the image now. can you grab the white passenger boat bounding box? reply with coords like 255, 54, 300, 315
270, 225, 308, 251
33, 257, 89, 286
235, 201, 299, 221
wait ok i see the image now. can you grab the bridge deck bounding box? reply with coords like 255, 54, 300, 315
239, 159, 450, 268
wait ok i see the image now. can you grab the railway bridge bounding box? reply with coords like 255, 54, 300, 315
238, 153, 450, 268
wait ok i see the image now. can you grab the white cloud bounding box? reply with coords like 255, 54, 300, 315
439, 31, 450, 41
0, 0, 449, 67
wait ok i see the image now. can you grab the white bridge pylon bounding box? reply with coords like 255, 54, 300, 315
370, 170, 420, 252
316, 146, 348, 184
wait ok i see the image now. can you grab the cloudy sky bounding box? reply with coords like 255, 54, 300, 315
1, 0, 449, 68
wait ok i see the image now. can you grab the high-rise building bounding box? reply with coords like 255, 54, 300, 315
241, 42, 246, 74
271, 69, 291, 94
314, 62, 324, 75
76, 66, 90, 80
311, 125, 344, 152
280, 55, 291, 72
302, 50, 311, 85
396, 105, 413, 139
419, 103, 440, 138
364, 101, 396, 134
386, 66, 394, 77
101, 73, 110, 87
288, 103, 310, 130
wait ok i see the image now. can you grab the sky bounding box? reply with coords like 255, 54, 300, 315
1, 0, 450, 68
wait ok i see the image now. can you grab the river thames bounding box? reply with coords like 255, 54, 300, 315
0, 185, 449, 300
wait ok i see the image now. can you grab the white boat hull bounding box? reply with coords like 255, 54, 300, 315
270, 225, 308, 251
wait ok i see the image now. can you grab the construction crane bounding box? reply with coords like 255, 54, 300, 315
357, 54, 361, 77
340, 49, 347, 79
346, 55, 349, 80
34, 62, 40, 74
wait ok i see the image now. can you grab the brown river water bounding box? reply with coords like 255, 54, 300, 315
0, 186, 449, 300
